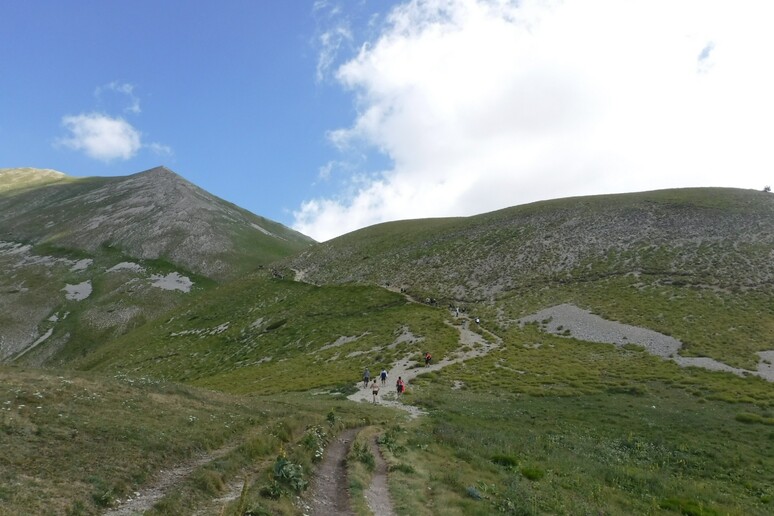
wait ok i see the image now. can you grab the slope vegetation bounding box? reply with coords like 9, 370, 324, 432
4, 185, 774, 514
0, 166, 313, 280
0, 166, 314, 364
288, 187, 774, 301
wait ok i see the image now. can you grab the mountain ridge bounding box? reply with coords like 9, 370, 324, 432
0, 166, 314, 280
3, 175, 774, 515
287, 186, 774, 302
0, 165, 314, 363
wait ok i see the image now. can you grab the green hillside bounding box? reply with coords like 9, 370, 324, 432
0, 167, 314, 280
76, 272, 459, 395
0, 365, 377, 515
0, 167, 314, 367
288, 187, 774, 301
3, 185, 774, 514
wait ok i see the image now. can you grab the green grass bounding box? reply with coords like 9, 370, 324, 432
347, 428, 378, 515
1, 366, 250, 514
76, 275, 460, 395
5, 185, 774, 513
0, 366, 393, 515
60, 264, 774, 514
479, 275, 774, 371
391, 384, 774, 514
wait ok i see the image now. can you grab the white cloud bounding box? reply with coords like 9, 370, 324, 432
317, 25, 353, 82
95, 81, 141, 114
57, 113, 142, 162
147, 142, 174, 157
296, 0, 774, 242
313, 1, 354, 82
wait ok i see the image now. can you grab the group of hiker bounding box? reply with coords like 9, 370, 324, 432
362, 359, 424, 403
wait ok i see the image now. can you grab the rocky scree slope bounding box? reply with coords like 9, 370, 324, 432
287, 188, 774, 302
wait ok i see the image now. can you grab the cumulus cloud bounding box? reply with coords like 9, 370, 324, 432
57, 113, 142, 162
295, 0, 774, 242
57, 82, 172, 162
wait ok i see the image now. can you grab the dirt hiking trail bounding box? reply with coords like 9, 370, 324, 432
104, 444, 238, 515
301, 427, 358, 515
364, 434, 396, 516
347, 317, 500, 417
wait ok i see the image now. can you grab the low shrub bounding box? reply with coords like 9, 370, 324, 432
491, 454, 519, 468
351, 440, 375, 471
466, 486, 483, 500
735, 412, 774, 425
735, 412, 761, 423
659, 497, 720, 516
388, 463, 415, 474
259, 456, 308, 499
264, 319, 287, 331
520, 465, 545, 481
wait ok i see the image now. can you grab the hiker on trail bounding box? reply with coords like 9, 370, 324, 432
396, 376, 405, 395
363, 368, 371, 388
380, 368, 388, 385
371, 380, 380, 403
424, 352, 432, 367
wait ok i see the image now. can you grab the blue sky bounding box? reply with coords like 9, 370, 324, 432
3, 1, 774, 241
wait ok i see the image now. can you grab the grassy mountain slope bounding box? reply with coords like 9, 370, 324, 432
0, 365, 378, 515
74, 185, 774, 512
0, 167, 69, 193
0, 166, 314, 280
286, 187, 774, 369
288, 187, 774, 301
76, 272, 459, 395
5, 185, 774, 514
0, 167, 314, 365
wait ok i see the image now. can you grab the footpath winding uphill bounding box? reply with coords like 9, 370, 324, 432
302, 316, 502, 515
347, 317, 500, 416
99, 308, 499, 515
302, 428, 359, 516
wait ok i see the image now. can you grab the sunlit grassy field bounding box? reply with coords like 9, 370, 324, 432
0, 366, 383, 515
388, 323, 774, 514
5, 186, 774, 514
76, 276, 461, 396
63, 268, 774, 514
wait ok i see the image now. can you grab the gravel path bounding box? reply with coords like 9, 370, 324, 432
302, 428, 358, 516
104, 445, 237, 516
520, 303, 774, 381
364, 435, 396, 516
347, 318, 500, 417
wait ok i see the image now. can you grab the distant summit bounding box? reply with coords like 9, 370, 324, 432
0, 166, 314, 280
0, 165, 314, 364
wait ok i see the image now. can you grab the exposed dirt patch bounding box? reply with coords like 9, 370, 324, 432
364, 435, 396, 516
347, 317, 500, 417
301, 427, 358, 516
104, 444, 237, 516
520, 303, 774, 382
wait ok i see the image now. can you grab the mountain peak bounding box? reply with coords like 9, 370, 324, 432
133, 165, 179, 178
0, 165, 314, 281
